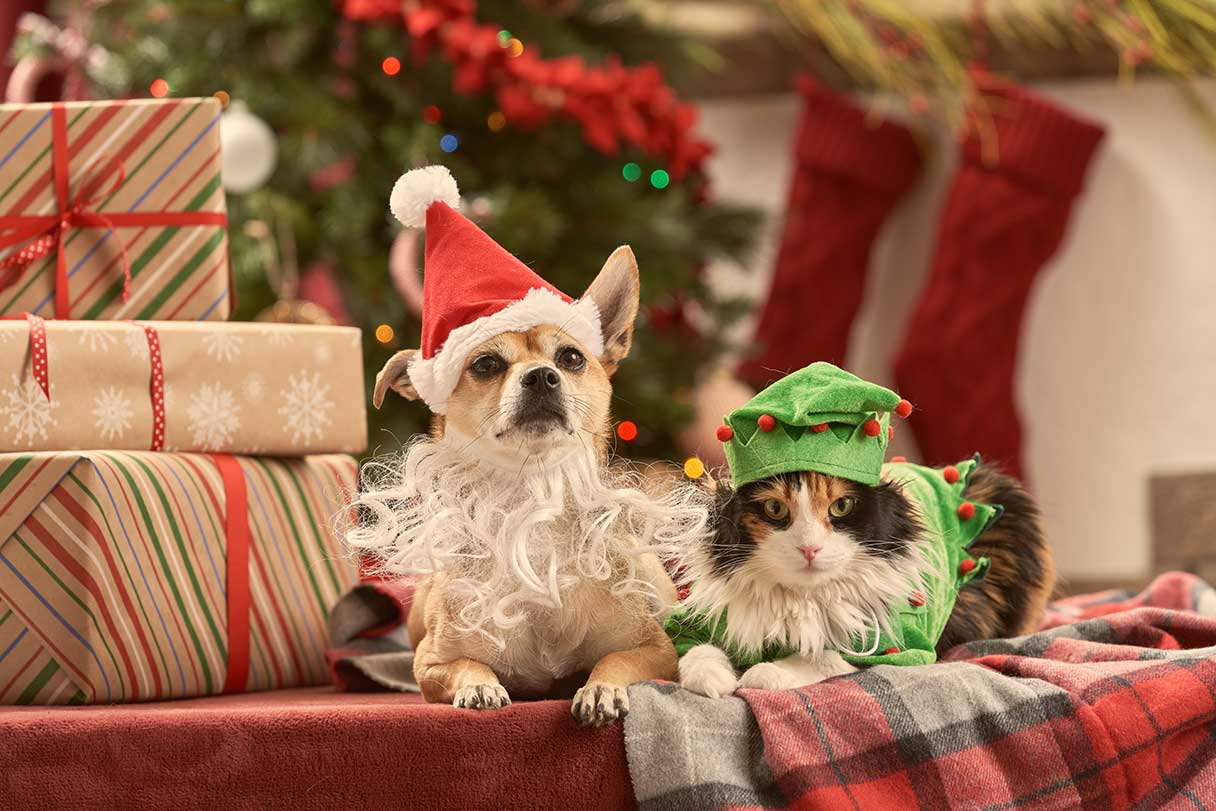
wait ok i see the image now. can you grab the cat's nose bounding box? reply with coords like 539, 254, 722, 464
799, 545, 822, 562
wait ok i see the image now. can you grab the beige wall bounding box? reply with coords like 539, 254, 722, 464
699, 78, 1216, 581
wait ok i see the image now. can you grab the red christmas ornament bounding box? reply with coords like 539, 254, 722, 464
884, 647, 900, 655
942, 465, 960, 484
863, 419, 881, 437
957, 502, 976, 520
812, 423, 829, 433
757, 414, 776, 432
617, 421, 638, 442
896, 399, 913, 418
716, 425, 734, 442
908, 591, 925, 607
960, 558, 977, 575
891, 456, 907, 463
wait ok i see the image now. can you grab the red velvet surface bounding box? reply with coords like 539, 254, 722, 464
1, 687, 636, 811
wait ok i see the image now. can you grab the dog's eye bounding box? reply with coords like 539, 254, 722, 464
556, 347, 585, 371
469, 354, 506, 377
828, 497, 856, 518
761, 499, 789, 522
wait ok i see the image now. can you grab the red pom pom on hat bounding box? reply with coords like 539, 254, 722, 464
943, 465, 960, 484
863, 419, 881, 437
891, 456, 907, 463
716, 425, 734, 442
884, 647, 900, 655
896, 399, 913, 418
758, 414, 776, 432
812, 423, 829, 433
957, 502, 976, 520
960, 558, 977, 575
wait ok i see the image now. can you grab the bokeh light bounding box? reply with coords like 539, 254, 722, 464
683, 457, 706, 479
374, 324, 395, 344
487, 111, 506, 132
213, 90, 230, 107
616, 421, 638, 442
150, 78, 169, 98
440, 133, 459, 153
423, 105, 442, 124
506, 38, 525, 58
650, 169, 670, 189
382, 56, 401, 76
622, 162, 641, 182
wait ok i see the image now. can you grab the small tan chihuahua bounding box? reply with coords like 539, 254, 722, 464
349, 166, 707, 726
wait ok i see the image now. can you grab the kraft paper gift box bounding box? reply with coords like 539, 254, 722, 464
0, 451, 360, 705
0, 97, 230, 320
0, 316, 368, 456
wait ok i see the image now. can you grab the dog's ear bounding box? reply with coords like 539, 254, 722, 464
583, 245, 640, 376
373, 349, 420, 409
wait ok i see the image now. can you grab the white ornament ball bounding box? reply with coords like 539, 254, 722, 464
220, 101, 278, 194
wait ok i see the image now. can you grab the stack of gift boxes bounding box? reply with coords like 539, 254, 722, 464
0, 97, 365, 705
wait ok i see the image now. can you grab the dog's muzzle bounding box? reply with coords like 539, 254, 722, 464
514, 364, 568, 429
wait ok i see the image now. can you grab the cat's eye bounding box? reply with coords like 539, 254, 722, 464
470, 354, 506, 377
556, 346, 585, 371
762, 499, 790, 522
828, 497, 856, 518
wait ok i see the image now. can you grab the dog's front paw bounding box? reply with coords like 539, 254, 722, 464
739, 662, 801, 691
678, 644, 738, 698
453, 682, 511, 710
572, 681, 629, 727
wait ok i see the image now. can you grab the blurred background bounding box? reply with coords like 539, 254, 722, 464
3, 0, 1214, 592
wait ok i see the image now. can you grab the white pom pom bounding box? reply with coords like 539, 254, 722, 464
390, 165, 460, 228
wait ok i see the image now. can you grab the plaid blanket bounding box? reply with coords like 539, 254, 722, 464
624, 572, 1216, 810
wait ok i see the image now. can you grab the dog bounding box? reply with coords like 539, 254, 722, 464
675, 462, 1054, 695
349, 246, 709, 725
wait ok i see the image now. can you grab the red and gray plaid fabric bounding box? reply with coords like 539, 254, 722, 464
626, 572, 1216, 810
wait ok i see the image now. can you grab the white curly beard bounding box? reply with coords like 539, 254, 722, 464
346, 435, 711, 649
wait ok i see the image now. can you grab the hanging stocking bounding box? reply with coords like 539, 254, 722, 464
893, 77, 1105, 480
738, 76, 922, 388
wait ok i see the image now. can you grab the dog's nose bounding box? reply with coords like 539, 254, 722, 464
799, 545, 822, 563
521, 366, 561, 390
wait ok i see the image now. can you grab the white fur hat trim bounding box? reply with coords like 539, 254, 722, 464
407, 288, 603, 414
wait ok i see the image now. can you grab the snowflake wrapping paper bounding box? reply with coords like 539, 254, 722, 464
0, 319, 367, 455
0, 451, 360, 704
0, 97, 230, 321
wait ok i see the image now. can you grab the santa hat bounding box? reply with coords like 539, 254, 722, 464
389, 165, 603, 414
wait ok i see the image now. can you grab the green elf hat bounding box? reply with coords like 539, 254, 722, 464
717, 362, 913, 489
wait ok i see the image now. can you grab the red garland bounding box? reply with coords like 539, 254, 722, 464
342, 0, 713, 180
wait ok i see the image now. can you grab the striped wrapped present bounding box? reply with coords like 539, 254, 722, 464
0, 451, 360, 705
0, 97, 229, 321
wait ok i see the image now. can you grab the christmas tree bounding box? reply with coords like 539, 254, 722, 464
40, 0, 759, 459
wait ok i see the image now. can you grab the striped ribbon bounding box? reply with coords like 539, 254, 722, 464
0, 104, 227, 319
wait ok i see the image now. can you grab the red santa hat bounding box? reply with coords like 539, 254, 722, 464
389, 165, 603, 414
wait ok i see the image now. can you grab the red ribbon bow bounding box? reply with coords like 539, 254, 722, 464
0, 103, 227, 319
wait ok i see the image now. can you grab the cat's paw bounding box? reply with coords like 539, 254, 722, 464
678, 644, 738, 698
739, 662, 802, 691
453, 682, 511, 710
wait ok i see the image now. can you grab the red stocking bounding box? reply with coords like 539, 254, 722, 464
893, 79, 1105, 480
738, 77, 922, 388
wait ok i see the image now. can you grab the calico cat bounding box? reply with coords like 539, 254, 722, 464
669, 460, 1055, 696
